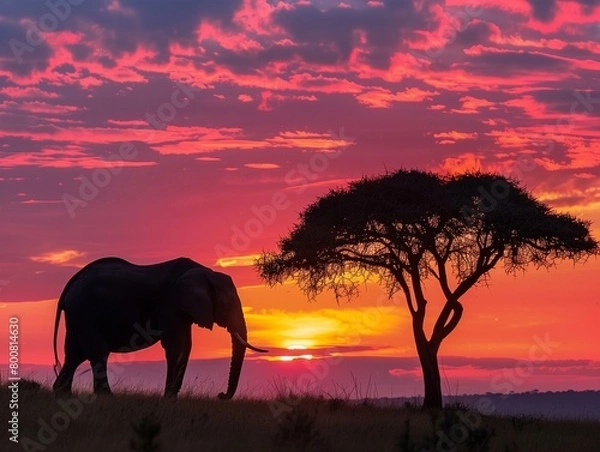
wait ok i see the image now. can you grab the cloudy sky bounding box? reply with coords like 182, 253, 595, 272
1, 0, 599, 396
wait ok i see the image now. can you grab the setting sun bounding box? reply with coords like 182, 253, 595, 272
278, 354, 314, 362
287, 344, 308, 350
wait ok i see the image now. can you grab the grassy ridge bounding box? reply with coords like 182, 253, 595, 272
3, 382, 600, 452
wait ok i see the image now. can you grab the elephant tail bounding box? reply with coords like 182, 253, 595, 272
53, 291, 66, 377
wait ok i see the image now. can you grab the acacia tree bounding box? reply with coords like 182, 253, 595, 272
257, 170, 598, 409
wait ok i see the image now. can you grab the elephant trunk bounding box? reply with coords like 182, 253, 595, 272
217, 294, 268, 400
224, 329, 247, 399
218, 306, 247, 400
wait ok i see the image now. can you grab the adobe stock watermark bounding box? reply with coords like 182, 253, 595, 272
19, 392, 97, 451
538, 89, 600, 155
433, 332, 560, 452
7, 316, 20, 445
22, 321, 163, 451
460, 88, 600, 224
9, 0, 86, 64
214, 128, 353, 260
61, 81, 200, 219
489, 333, 560, 395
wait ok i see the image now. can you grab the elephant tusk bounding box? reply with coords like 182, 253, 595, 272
233, 332, 269, 353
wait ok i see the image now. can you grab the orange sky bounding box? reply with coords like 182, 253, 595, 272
1, 0, 599, 394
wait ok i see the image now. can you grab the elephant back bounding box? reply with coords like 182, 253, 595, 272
162, 258, 203, 293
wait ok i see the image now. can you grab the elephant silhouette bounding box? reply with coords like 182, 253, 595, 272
52, 257, 267, 398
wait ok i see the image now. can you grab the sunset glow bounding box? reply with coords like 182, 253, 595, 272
278, 354, 314, 362
1, 0, 599, 397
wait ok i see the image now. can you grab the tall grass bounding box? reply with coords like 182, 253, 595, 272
3, 379, 599, 452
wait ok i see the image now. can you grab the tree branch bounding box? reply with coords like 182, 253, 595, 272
452, 248, 504, 299
431, 246, 453, 299
408, 259, 427, 318
389, 266, 417, 315
431, 300, 464, 352
430, 299, 463, 348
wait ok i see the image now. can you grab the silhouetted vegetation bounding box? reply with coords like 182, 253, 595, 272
3, 382, 599, 452
258, 170, 599, 409
272, 403, 331, 451
509, 414, 543, 432
18, 378, 42, 392
130, 414, 161, 452
397, 418, 435, 451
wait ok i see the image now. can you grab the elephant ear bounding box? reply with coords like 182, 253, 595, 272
209, 271, 243, 329
173, 268, 215, 330
210, 272, 236, 311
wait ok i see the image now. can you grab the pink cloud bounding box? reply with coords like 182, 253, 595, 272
482, 118, 508, 127
526, 1, 600, 33
266, 131, 353, 150
0, 147, 157, 169
535, 143, 600, 171
437, 152, 485, 174
444, 0, 532, 16
0, 101, 80, 115
0, 124, 245, 149
0, 87, 58, 99
356, 87, 439, 108
155, 138, 265, 155
244, 163, 280, 169
20, 199, 64, 205
502, 96, 551, 119
284, 178, 355, 192
433, 131, 478, 144
106, 119, 150, 127
30, 250, 86, 266
232, 0, 285, 36
197, 20, 264, 52
258, 90, 318, 111
238, 94, 254, 103
453, 96, 496, 115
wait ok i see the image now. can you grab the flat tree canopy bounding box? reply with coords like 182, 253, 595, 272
257, 169, 598, 409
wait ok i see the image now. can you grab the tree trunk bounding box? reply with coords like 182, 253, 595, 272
414, 329, 443, 410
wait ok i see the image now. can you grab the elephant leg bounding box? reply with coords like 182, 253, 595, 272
162, 326, 192, 397
53, 332, 86, 394
72, 321, 112, 394
90, 355, 111, 394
